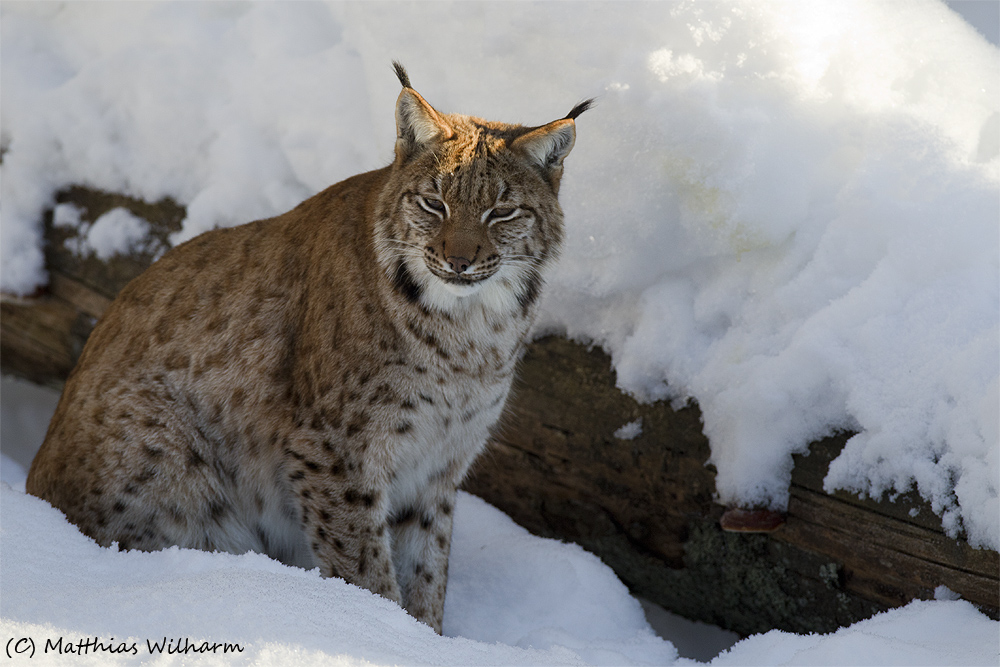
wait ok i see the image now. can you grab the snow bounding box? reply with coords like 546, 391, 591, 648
59, 207, 154, 260
614, 419, 644, 441
0, 377, 60, 486
0, 0, 997, 608
1, 377, 997, 666
934, 585, 962, 602
5, 478, 997, 666
947, 0, 1000, 46
0, 481, 666, 666
51, 202, 83, 229
638, 598, 740, 663
82, 208, 151, 260
710, 600, 998, 666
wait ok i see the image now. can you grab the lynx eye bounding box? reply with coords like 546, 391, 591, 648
419, 196, 446, 214
488, 207, 519, 223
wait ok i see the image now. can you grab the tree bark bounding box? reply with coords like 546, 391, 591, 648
3, 187, 996, 636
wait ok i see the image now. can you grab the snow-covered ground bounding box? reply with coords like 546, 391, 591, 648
1, 1, 999, 664
1, 376, 997, 665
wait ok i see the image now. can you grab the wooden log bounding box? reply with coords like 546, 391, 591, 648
2, 187, 996, 637
462, 338, 998, 634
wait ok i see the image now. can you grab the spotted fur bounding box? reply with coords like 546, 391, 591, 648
26, 64, 590, 633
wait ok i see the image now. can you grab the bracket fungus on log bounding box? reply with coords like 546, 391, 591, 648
720, 508, 787, 533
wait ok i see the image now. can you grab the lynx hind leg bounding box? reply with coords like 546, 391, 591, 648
31, 405, 228, 554
389, 487, 457, 633
283, 437, 402, 603
41, 428, 241, 557
33, 386, 309, 566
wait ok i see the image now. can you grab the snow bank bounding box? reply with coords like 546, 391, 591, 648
447, 494, 676, 664
0, 484, 676, 666
2, 441, 997, 666
1, 1, 997, 548
711, 600, 998, 666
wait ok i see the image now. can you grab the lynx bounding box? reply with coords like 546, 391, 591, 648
27, 63, 590, 633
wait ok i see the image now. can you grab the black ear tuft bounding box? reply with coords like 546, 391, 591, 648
392, 61, 412, 89
564, 98, 595, 120
393, 69, 454, 158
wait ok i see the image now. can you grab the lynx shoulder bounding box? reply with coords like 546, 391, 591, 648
26, 63, 590, 633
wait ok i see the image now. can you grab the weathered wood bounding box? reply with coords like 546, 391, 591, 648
780, 485, 997, 610
2, 187, 997, 637
461, 338, 998, 634
1, 292, 84, 389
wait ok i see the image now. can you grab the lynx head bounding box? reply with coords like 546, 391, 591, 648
375, 62, 591, 316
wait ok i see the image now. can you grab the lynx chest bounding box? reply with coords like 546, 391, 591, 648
371, 306, 526, 517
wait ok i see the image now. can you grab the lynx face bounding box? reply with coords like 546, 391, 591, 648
375, 74, 590, 315
382, 158, 556, 312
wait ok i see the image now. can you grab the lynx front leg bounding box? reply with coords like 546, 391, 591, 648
389, 488, 457, 634
283, 442, 401, 603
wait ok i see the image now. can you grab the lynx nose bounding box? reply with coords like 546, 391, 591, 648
446, 256, 472, 274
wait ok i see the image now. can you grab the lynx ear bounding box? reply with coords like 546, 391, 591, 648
512, 99, 593, 189
393, 63, 454, 160
512, 119, 576, 170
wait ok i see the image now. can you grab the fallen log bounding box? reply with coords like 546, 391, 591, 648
2, 187, 996, 636
463, 337, 998, 634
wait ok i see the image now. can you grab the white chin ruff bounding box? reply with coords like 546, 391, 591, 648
413, 260, 526, 315
439, 281, 483, 297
